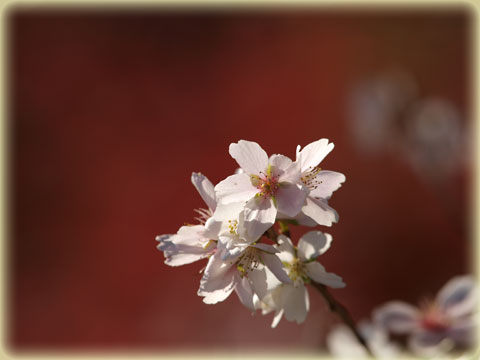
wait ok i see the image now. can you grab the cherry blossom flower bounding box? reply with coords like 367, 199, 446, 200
213, 140, 308, 239
156, 173, 218, 266
256, 231, 345, 327
294, 139, 346, 227
373, 275, 477, 357
197, 242, 291, 309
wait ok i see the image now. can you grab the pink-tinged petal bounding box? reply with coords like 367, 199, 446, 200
373, 301, 421, 334
305, 262, 345, 288
243, 197, 277, 240
283, 284, 309, 324
271, 309, 284, 328
408, 330, 452, 357
212, 201, 245, 221
276, 183, 307, 218
301, 196, 338, 226
261, 253, 292, 284
229, 140, 268, 175
309, 170, 346, 200
198, 252, 236, 304
269, 154, 293, 174
215, 173, 257, 205
297, 139, 334, 172
248, 268, 268, 300
297, 231, 332, 261
234, 274, 256, 311
435, 275, 477, 319
191, 172, 217, 211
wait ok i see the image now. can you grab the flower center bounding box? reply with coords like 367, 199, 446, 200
301, 166, 322, 190
283, 258, 307, 285
251, 165, 280, 200
236, 247, 261, 277
419, 300, 450, 332
227, 219, 239, 235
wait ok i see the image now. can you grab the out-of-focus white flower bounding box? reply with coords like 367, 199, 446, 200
403, 98, 465, 183
213, 140, 307, 239
373, 275, 477, 357
327, 322, 402, 358
294, 139, 346, 226
347, 69, 419, 155
156, 173, 218, 266
256, 232, 345, 327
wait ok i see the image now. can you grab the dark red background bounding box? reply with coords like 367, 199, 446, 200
8, 6, 471, 352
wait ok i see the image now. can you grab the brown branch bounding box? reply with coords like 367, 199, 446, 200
311, 282, 374, 357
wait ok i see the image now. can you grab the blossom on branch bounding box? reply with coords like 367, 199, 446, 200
213, 140, 308, 239
373, 275, 477, 357
256, 231, 345, 327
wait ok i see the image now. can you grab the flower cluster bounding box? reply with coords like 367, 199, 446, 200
157, 139, 346, 326
327, 275, 478, 358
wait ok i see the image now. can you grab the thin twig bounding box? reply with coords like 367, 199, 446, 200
311, 282, 374, 357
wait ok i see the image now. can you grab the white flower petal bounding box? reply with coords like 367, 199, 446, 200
435, 275, 478, 319
234, 274, 256, 311
191, 172, 217, 211
305, 262, 345, 288
297, 139, 334, 172
269, 154, 293, 173
203, 217, 224, 240
301, 196, 338, 226
297, 231, 333, 261
251, 243, 278, 254
271, 309, 284, 328
283, 284, 309, 324
278, 159, 302, 184
308, 170, 346, 200
275, 235, 296, 263
229, 140, 268, 175
198, 252, 236, 304
261, 253, 292, 284
243, 197, 277, 240
156, 234, 174, 252
373, 301, 420, 334
248, 267, 268, 300
212, 201, 245, 221
276, 210, 318, 227
158, 226, 214, 266
214, 173, 256, 205
276, 183, 308, 218
276, 234, 295, 253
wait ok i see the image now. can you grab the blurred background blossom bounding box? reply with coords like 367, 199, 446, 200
8, 5, 473, 354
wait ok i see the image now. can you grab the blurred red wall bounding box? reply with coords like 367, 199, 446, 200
8, 7, 471, 352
